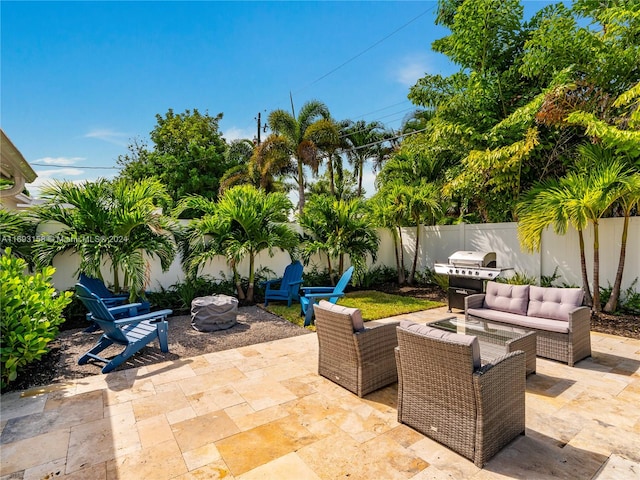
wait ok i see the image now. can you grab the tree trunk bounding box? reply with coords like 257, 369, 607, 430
327, 256, 335, 286
397, 226, 406, 285
232, 261, 245, 300
409, 224, 421, 285
297, 158, 305, 215
391, 229, 402, 284
578, 229, 593, 307
246, 255, 255, 302
604, 215, 629, 313
328, 153, 335, 197
592, 220, 601, 312
357, 158, 364, 198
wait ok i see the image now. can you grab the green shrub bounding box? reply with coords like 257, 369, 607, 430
497, 271, 538, 286
0, 249, 72, 389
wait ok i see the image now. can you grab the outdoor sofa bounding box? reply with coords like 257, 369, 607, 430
465, 281, 591, 366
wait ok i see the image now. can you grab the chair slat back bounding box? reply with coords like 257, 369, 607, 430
279, 261, 303, 292
330, 266, 354, 303
75, 284, 129, 343
78, 273, 115, 299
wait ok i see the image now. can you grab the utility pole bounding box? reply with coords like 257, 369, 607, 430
256, 112, 262, 145
289, 91, 295, 117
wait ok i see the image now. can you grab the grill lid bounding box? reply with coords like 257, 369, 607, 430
448, 251, 496, 267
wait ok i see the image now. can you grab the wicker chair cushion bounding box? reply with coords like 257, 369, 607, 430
484, 282, 530, 315
317, 300, 365, 332
399, 320, 481, 369
527, 285, 584, 321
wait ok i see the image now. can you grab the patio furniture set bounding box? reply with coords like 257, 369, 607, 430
312, 281, 590, 467
74, 264, 591, 469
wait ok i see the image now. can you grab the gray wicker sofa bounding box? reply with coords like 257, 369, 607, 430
465, 281, 591, 366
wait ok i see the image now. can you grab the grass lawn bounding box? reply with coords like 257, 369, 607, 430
263, 290, 444, 329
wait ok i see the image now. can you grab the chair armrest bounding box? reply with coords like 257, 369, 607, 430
301, 286, 336, 294
472, 350, 526, 466
288, 280, 303, 288
102, 296, 129, 307
302, 292, 345, 301
113, 309, 173, 326
262, 278, 283, 287
568, 306, 590, 331
354, 322, 399, 361
108, 303, 144, 316
465, 293, 486, 311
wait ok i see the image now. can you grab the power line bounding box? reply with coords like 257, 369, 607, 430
292, 6, 435, 96
30, 163, 119, 169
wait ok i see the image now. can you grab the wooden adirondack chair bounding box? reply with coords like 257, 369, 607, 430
75, 284, 172, 373
262, 260, 304, 307
300, 266, 354, 326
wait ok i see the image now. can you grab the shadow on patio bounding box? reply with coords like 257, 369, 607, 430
1, 307, 639, 479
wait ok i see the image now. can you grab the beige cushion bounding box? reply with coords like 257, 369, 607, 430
399, 320, 481, 369
317, 300, 365, 332
527, 286, 584, 321
484, 282, 530, 315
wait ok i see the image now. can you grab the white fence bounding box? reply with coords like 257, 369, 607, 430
43, 217, 639, 295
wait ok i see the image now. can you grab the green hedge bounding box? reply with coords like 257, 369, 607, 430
0, 249, 72, 389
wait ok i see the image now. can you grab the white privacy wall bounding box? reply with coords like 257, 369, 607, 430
42, 217, 639, 294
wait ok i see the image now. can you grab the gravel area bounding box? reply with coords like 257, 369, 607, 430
2, 306, 311, 393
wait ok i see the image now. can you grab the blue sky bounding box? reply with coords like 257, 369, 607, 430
2, 1, 552, 198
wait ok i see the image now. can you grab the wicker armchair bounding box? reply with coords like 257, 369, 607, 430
313, 301, 399, 397
395, 322, 526, 467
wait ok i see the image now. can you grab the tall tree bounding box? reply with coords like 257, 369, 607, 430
266, 100, 331, 215
117, 108, 236, 207
340, 120, 389, 197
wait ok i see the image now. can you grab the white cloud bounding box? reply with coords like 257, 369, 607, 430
35, 156, 84, 166
394, 53, 432, 87
84, 128, 129, 146
223, 127, 255, 142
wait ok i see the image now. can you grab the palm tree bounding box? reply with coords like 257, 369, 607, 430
33, 178, 176, 298
298, 194, 378, 284
407, 183, 442, 285
0, 208, 37, 265
517, 175, 594, 307
305, 118, 342, 197
517, 147, 627, 311
180, 185, 298, 302
267, 100, 331, 215
604, 173, 640, 312
369, 184, 411, 285
340, 120, 388, 197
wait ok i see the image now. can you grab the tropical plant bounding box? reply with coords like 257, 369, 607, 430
517, 147, 629, 311
265, 99, 331, 214
298, 194, 378, 285
340, 120, 390, 197
0, 249, 72, 389
178, 185, 298, 302
305, 118, 342, 197
32, 178, 177, 299
0, 208, 37, 265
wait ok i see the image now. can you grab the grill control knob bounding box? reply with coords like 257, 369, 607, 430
455, 269, 459, 274
449, 268, 453, 274
488, 273, 493, 277
475, 271, 480, 276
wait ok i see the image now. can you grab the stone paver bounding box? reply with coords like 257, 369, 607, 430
1, 307, 639, 479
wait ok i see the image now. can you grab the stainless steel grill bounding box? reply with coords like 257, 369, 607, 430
434, 251, 509, 312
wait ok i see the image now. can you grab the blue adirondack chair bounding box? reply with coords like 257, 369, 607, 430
78, 273, 151, 332
263, 260, 304, 307
300, 266, 354, 326
75, 284, 172, 373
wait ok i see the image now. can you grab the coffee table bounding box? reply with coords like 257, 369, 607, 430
428, 317, 536, 375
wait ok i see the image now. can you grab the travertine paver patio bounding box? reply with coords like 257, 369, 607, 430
1, 306, 639, 479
